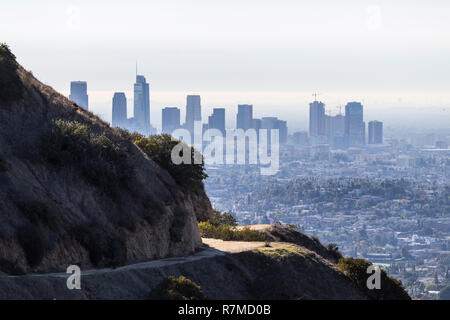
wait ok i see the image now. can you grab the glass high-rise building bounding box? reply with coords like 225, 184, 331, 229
112, 92, 127, 128
368, 120, 383, 144
69, 81, 88, 110
236, 104, 253, 131
345, 102, 365, 147
208, 108, 225, 135
309, 100, 325, 137
133, 75, 150, 135
277, 120, 288, 144
162, 107, 181, 135
185, 95, 201, 134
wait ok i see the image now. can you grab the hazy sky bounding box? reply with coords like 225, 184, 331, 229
2, 0, 450, 131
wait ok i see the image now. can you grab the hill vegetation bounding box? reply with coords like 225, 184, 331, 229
338, 257, 410, 300
198, 211, 266, 241
149, 276, 207, 300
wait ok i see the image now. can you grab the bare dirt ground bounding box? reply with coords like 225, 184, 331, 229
235, 224, 272, 231
7, 238, 287, 279
202, 238, 285, 253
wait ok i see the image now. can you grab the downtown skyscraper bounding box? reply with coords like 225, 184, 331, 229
208, 108, 226, 135
236, 104, 253, 131
162, 107, 181, 134
185, 95, 201, 134
368, 120, 383, 144
133, 75, 150, 135
345, 102, 365, 147
309, 100, 326, 138
69, 81, 88, 110
112, 92, 127, 128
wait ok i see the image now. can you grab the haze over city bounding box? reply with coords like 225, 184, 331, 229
1, 0, 450, 304
2, 0, 450, 131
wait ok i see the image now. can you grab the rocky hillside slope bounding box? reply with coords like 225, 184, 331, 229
0, 242, 367, 300
0, 44, 213, 274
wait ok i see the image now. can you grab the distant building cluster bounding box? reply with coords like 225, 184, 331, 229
305, 99, 383, 149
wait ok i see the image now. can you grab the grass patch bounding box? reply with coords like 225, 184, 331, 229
255, 244, 308, 259
198, 221, 266, 242
150, 276, 207, 300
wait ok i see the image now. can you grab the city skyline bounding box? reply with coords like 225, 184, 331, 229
3, 1, 450, 130
105, 72, 387, 150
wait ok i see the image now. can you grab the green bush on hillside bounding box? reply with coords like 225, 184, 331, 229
134, 134, 207, 187
338, 257, 410, 300
150, 276, 207, 300
198, 221, 266, 242
41, 120, 133, 197
0, 43, 23, 105
210, 210, 237, 227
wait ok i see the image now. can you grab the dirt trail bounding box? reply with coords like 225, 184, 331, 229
8, 238, 286, 279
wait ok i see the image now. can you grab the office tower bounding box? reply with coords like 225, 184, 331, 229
134, 75, 150, 134
309, 100, 325, 137
162, 107, 181, 134
208, 108, 225, 135
69, 81, 88, 110
345, 102, 365, 147
368, 120, 383, 144
236, 104, 253, 130
112, 92, 127, 128
185, 95, 202, 134
277, 120, 288, 144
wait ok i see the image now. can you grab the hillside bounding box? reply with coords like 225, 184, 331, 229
0, 235, 409, 300
0, 44, 213, 274
0, 240, 366, 300
0, 45, 410, 300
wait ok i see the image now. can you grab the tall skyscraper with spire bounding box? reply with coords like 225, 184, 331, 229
69, 81, 88, 110
133, 74, 150, 135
